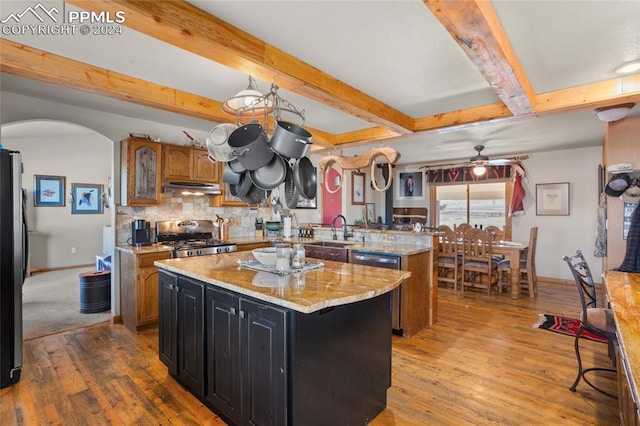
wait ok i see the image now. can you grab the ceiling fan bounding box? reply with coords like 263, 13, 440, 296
422, 145, 527, 176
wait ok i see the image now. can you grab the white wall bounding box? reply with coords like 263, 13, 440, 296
2, 128, 112, 268
511, 145, 603, 281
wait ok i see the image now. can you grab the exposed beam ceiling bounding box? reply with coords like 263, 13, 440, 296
2, 0, 639, 153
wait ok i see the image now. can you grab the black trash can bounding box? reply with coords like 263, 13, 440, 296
79, 270, 111, 314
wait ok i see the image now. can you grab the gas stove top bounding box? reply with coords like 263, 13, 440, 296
156, 219, 237, 258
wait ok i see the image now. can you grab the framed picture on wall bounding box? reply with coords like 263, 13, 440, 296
34, 175, 65, 207
396, 169, 425, 200
71, 183, 104, 214
536, 182, 570, 216
351, 171, 365, 205
366, 203, 375, 223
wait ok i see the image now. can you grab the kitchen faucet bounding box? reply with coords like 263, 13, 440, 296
331, 214, 352, 241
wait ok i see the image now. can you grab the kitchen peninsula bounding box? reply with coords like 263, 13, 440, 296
154, 251, 410, 426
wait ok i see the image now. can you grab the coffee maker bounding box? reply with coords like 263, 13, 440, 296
131, 219, 151, 247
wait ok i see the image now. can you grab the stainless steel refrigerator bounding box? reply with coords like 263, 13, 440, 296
0, 149, 27, 388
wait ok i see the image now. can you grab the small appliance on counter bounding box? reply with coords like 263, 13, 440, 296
131, 219, 151, 247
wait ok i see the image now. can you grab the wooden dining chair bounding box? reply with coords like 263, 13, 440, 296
437, 224, 454, 234
455, 223, 472, 236
497, 227, 538, 297
484, 226, 504, 242
563, 250, 617, 398
436, 228, 461, 291
461, 228, 498, 295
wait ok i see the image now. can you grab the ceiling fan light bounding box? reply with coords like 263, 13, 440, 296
594, 103, 635, 122
472, 165, 486, 176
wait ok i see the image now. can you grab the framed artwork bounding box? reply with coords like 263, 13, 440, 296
536, 182, 569, 216
34, 175, 65, 207
366, 203, 376, 223
396, 169, 424, 200
71, 183, 104, 214
351, 171, 365, 205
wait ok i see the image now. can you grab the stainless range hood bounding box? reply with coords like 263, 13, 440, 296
163, 182, 221, 195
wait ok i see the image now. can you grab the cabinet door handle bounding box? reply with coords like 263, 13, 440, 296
230, 307, 237, 315
239, 310, 246, 319
167, 284, 174, 290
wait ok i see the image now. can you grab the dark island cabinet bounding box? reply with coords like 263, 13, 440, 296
176, 275, 205, 399
240, 298, 288, 426
205, 287, 241, 423
158, 270, 391, 426
158, 270, 178, 375
205, 287, 288, 425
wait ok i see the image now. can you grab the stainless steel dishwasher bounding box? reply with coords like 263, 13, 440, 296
350, 251, 403, 335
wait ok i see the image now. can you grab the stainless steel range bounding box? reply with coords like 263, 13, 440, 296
156, 219, 237, 258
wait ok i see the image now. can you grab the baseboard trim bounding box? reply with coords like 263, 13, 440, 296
29, 264, 95, 275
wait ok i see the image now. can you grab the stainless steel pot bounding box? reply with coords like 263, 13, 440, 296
228, 123, 274, 171
206, 123, 238, 162
293, 156, 317, 200
270, 120, 313, 159
250, 154, 287, 190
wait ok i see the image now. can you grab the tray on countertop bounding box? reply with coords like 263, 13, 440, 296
237, 259, 324, 275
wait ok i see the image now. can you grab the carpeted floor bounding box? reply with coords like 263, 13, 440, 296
22, 267, 111, 340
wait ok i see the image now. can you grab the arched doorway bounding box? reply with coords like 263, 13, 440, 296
1, 120, 116, 338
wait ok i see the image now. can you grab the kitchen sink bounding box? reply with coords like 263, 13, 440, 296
305, 241, 354, 248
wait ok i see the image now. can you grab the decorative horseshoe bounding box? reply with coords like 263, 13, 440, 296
323, 158, 343, 194
370, 158, 393, 192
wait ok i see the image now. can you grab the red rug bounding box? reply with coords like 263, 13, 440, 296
534, 314, 608, 344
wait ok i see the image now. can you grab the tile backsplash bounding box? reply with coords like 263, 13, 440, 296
116, 194, 271, 245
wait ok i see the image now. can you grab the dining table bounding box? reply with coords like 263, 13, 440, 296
491, 240, 529, 299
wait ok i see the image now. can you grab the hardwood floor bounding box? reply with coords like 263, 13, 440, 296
1, 281, 618, 425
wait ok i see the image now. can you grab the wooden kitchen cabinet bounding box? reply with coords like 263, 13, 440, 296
120, 250, 172, 332
163, 144, 219, 183
121, 137, 163, 206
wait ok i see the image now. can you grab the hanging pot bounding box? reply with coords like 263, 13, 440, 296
227, 157, 246, 173
222, 163, 243, 185
250, 154, 287, 190
206, 123, 238, 162
293, 156, 317, 200
239, 183, 267, 204
284, 163, 300, 209
270, 120, 313, 159
228, 123, 274, 171
229, 171, 252, 198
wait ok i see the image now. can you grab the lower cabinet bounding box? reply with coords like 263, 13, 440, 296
158, 270, 390, 426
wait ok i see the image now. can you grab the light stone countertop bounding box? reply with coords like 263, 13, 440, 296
115, 243, 173, 255
155, 251, 410, 314
116, 238, 432, 257
604, 271, 640, 407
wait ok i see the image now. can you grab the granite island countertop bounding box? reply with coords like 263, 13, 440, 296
155, 251, 410, 314
116, 238, 432, 257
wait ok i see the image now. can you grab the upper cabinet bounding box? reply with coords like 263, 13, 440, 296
163, 144, 219, 184
121, 137, 163, 206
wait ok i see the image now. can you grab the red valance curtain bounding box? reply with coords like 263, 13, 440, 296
426, 165, 512, 184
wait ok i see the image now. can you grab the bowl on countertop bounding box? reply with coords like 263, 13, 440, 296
252, 247, 277, 266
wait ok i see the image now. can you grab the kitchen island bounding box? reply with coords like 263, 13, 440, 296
154, 251, 410, 426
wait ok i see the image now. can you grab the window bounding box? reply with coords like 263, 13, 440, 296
435, 182, 506, 230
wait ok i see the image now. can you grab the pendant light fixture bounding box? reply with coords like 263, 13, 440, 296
221, 76, 305, 134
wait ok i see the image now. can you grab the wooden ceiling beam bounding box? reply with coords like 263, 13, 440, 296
535, 74, 640, 115
424, 0, 535, 116
67, 0, 415, 134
